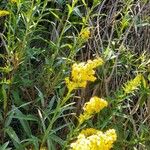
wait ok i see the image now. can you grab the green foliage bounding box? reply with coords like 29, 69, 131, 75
0, 0, 150, 150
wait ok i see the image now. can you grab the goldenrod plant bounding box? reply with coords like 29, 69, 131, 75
70, 128, 117, 150
65, 58, 104, 91
123, 74, 143, 94
79, 96, 108, 124
0, 10, 10, 16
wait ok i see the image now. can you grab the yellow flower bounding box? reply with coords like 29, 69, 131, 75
104, 129, 117, 149
77, 27, 91, 46
70, 128, 117, 150
86, 58, 104, 68
78, 113, 91, 124
71, 62, 96, 82
80, 28, 90, 40
80, 128, 98, 137
83, 96, 108, 114
0, 10, 10, 17
65, 58, 104, 91
79, 96, 108, 124
123, 74, 142, 94
65, 77, 87, 92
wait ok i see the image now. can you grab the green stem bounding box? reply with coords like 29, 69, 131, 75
54, 0, 79, 58
63, 122, 81, 150
41, 90, 72, 146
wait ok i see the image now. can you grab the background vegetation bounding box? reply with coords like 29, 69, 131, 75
0, 0, 150, 149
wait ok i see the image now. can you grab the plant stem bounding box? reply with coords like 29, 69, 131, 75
41, 90, 72, 146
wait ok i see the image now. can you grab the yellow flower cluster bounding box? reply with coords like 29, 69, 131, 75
79, 96, 108, 124
79, 28, 90, 40
80, 128, 98, 136
0, 10, 10, 17
83, 96, 108, 114
65, 58, 104, 91
123, 74, 142, 94
70, 128, 117, 150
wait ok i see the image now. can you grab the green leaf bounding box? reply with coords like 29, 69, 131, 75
48, 96, 56, 111
50, 134, 64, 146
50, 10, 60, 20
93, 0, 102, 7
60, 44, 72, 49
4, 111, 14, 128
2, 85, 7, 112
148, 74, 150, 81
5, 127, 20, 146
139, 95, 147, 106
103, 48, 117, 60
35, 86, 45, 108
73, 7, 82, 17
12, 90, 24, 106
0, 66, 13, 73
67, 4, 73, 15
13, 114, 38, 121
64, 24, 72, 33
0, 54, 5, 59
81, 0, 87, 6
14, 109, 33, 137
0, 78, 11, 85
0, 142, 11, 150
21, 136, 39, 150
56, 0, 65, 5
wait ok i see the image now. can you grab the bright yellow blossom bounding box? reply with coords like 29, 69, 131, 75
80, 128, 98, 136
104, 129, 117, 149
65, 77, 87, 91
0, 10, 10, 17
65, 58, 104, 91
79, 96, 108, 124
77, 27, 91, 47
70, 128, 117, 150
123, 74, 142, 94
79, 27, 91, 40
78, 113, 91, 124
83, 96, 108, 114
10, 0, 17, 3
